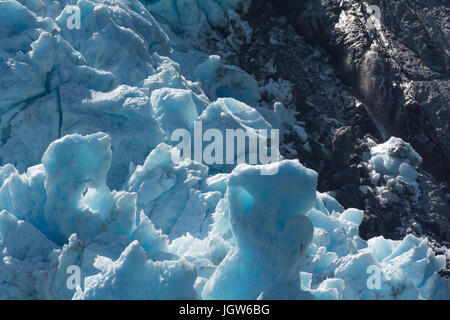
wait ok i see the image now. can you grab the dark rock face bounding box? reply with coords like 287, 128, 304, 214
239, 0, 450, 184
332, 126, 355, 169
205, 0, 449, 271
292, 0, 450, 184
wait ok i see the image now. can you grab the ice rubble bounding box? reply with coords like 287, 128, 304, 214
0, 0, 448, 300
0, 132, 448, 299
363, 137, 423, 203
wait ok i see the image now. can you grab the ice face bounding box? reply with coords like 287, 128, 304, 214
194, 55, 261, 106
202, 160, 317, 299
124, 142, 217, 240
42, 132, 137, 244
151, 88, 199, 135
73, 240, 197, 300
0, 0, 448, 300
58, 83, 165, 188
0, 0, 169, 186
145, 0, 250, 34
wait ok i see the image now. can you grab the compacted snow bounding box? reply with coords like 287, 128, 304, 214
0, 0, 448, 299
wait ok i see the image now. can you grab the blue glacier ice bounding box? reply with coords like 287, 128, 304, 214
145, 0, 249, 35
0, 0, 448, 300
0, 131, 449, 299
74, 240, 197, 300
202, 160, 317, 300
194, 55, 261, 106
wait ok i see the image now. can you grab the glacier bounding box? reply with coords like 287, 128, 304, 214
0, 0, 448, 300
